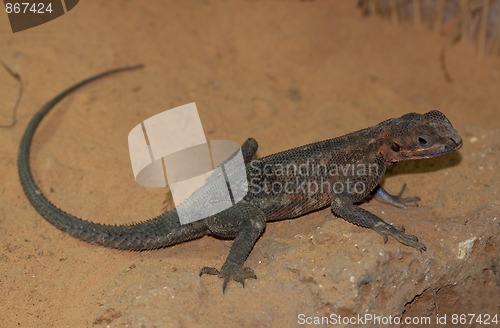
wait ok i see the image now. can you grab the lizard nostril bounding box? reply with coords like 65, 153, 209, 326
446, 137, 463, 150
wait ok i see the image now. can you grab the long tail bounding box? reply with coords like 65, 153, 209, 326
18, 65, 208, 250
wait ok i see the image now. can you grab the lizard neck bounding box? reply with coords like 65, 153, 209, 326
358, 119, 395, 164
334, 119, 392, 164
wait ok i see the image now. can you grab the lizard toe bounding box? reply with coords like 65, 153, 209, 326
220, 264, 256, 293
392, 224, 406, 233
199, 266, 220, 276
395, 184, 421, 208
398, 196, 421, 208
374, 223, 426, 252
393, 232, 427, 252
200, 262, 257, 293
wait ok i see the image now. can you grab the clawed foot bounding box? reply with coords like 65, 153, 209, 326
375, 184, 421, 208
200, 262, 257, 293
374, 222, 427, 252
393, 184, 421, 208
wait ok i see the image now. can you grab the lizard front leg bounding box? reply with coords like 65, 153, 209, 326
200, 202, 266, 292
331, 197, 426, 251
373, 184, 420, 208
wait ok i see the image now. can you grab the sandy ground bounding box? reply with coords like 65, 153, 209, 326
1, 1, 499, 327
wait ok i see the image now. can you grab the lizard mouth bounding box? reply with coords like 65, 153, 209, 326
413, 136, 463, 159
392, 136, 463, 163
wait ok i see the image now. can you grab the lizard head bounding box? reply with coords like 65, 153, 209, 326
379, 110, 463, 163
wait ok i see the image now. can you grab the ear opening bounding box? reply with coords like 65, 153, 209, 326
391, 142, 401, 152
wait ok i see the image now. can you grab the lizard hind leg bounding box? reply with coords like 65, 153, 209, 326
200, 202, 266, 293
331, 198, 426, 252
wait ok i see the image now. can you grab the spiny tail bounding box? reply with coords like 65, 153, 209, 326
18, 65, 208, 250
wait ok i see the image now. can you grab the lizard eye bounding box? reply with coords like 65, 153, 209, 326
417, 136, 431, 147
391, 142, 401, 152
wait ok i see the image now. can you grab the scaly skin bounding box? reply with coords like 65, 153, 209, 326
18, 67, 463, 292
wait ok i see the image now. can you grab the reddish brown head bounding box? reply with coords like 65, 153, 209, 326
379, 110, 462, 163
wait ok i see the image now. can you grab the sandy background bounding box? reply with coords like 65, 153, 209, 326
1, 1, 498, 327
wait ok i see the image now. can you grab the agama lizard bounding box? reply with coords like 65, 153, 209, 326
18, 66, 463, 292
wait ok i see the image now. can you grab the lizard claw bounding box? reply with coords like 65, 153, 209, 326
374, 222, 427, 252
200, 262, 257, 293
